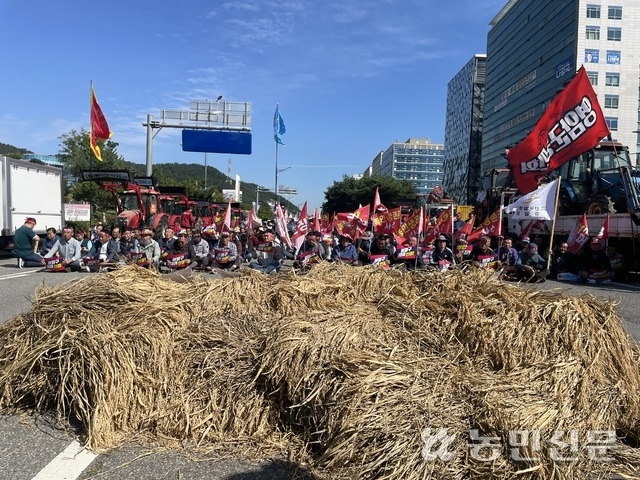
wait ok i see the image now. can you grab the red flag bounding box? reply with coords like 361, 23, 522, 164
566, 213, 590, 254
372, 207, 401, 235
335, 205, 370, 239
248, 206, 262, 230
423, 208, 453, 244
291, 202, 309, 251
373, 187, 387, 213
90, 85, 112, 161
467, 208, 502, 243
313, 208, 321, 232
453, 218, 474, 243
275, 204, 293, 248
507, 67, 610, 194
394, 208, 423, 245
596, 214, 609, 242
221, 201, 232, 233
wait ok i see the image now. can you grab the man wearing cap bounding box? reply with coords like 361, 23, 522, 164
13, 217, 45, 268
516, 242, 548, 282
331, 234, 358, 265
578, 237, 613, 284
119, 229, 140, 260
517, 236, 531, 254
138, 228, 161, 268
430, 235, 455, 270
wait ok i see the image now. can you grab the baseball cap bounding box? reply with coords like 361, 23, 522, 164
141, 228, 154, 236
25, 217, 37, 225
437, 235, 448, 242
521, 236, 530, 243
177, 229, 188, 237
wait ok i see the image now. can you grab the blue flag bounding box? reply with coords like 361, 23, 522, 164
273, 105, 286, 145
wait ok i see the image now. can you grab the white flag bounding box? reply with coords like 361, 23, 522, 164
504, 179, 558, 221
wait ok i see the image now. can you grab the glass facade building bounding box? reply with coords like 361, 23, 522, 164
482, 0, 640, 172
443, 54, 486, 204
374, 138, 444, 196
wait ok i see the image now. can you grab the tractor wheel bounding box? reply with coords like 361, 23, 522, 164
586, 195, 615, 215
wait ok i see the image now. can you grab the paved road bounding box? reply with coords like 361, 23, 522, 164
0, 255, 638, 479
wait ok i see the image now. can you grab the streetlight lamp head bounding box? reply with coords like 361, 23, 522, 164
216, 95, 223, 102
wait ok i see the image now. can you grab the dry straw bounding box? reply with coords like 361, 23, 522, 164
1, 263, 640, 479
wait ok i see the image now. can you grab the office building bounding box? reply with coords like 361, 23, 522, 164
482, 0, 640, 173
443, 54, 486, 204
372, 138, 444, 196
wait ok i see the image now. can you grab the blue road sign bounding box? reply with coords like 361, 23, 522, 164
181, 129, 252, 155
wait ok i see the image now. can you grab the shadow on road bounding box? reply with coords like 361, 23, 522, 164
223, 460, 318, 480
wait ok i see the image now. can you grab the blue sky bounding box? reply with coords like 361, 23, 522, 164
0, 0, 505, 212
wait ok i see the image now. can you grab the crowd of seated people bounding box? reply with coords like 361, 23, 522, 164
16, 218, 626, 284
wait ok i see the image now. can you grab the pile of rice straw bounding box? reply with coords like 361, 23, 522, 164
1, 263, 640, 479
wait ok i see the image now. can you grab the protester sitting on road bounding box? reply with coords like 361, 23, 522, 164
13, 217, 45, 268
246, 227, 266, 262
91, 222, 103, 243
211, 232, 241, 271
430, 235, 454, 270
496, 236, 519, 280
39, 227, 58, 256
371, 233, 396, 258
119, 229, 140, 260
454, 235, 471, 265
516, 242, 548, 282
189, 229, 211, 269
136, 228, 160, 268
578, 237, 613, 284
331, 234, 359, 265
550, 242, 578, 281
75, 229, 92, 256
202, 226, 219, 251
110, 227, 122, 253
394, 235, 423, 270
159, 227, 175, 253
247, 229, 285, 274
43, 226, 83, 272
295, 230, 327, 267
161, 230, 197, 271
356, 230, 374, 265
606, 244, 627, 281
85, 230, 119, 271
516, 236, 530, 254
470, 236, 497, 268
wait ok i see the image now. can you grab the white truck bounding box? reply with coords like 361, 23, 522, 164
0, 156, 64, 251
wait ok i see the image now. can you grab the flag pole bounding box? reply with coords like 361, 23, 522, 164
545, 178, 562, 270
274, 141, 279, 210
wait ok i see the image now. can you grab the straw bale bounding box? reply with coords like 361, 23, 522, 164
2, 263, 640, 479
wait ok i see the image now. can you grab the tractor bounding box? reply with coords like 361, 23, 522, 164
81, 170, 170, 240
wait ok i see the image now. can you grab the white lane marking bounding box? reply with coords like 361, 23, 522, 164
31, 440, 98, 480
0, 271, 41, 280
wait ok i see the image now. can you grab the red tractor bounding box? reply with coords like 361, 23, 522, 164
82, 171, 170, 240
158, 186, 195, 232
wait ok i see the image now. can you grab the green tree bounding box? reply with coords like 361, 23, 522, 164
321, 175, 416, 214
58, 129, 127, 223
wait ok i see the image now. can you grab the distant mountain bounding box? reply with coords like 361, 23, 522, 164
0, 142, 32, 158
124, 161, 298, 214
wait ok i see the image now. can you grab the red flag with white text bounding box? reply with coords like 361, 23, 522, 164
335, 205, 370, 239
291, 202, 309, 251
596, 214, 609, 243
566, 213, 590, 254
221, 201, 232, 233
394, 207, 423, 245
372, 207, 401, 235
423, 207, 453, 244
507, 67, 610, 194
